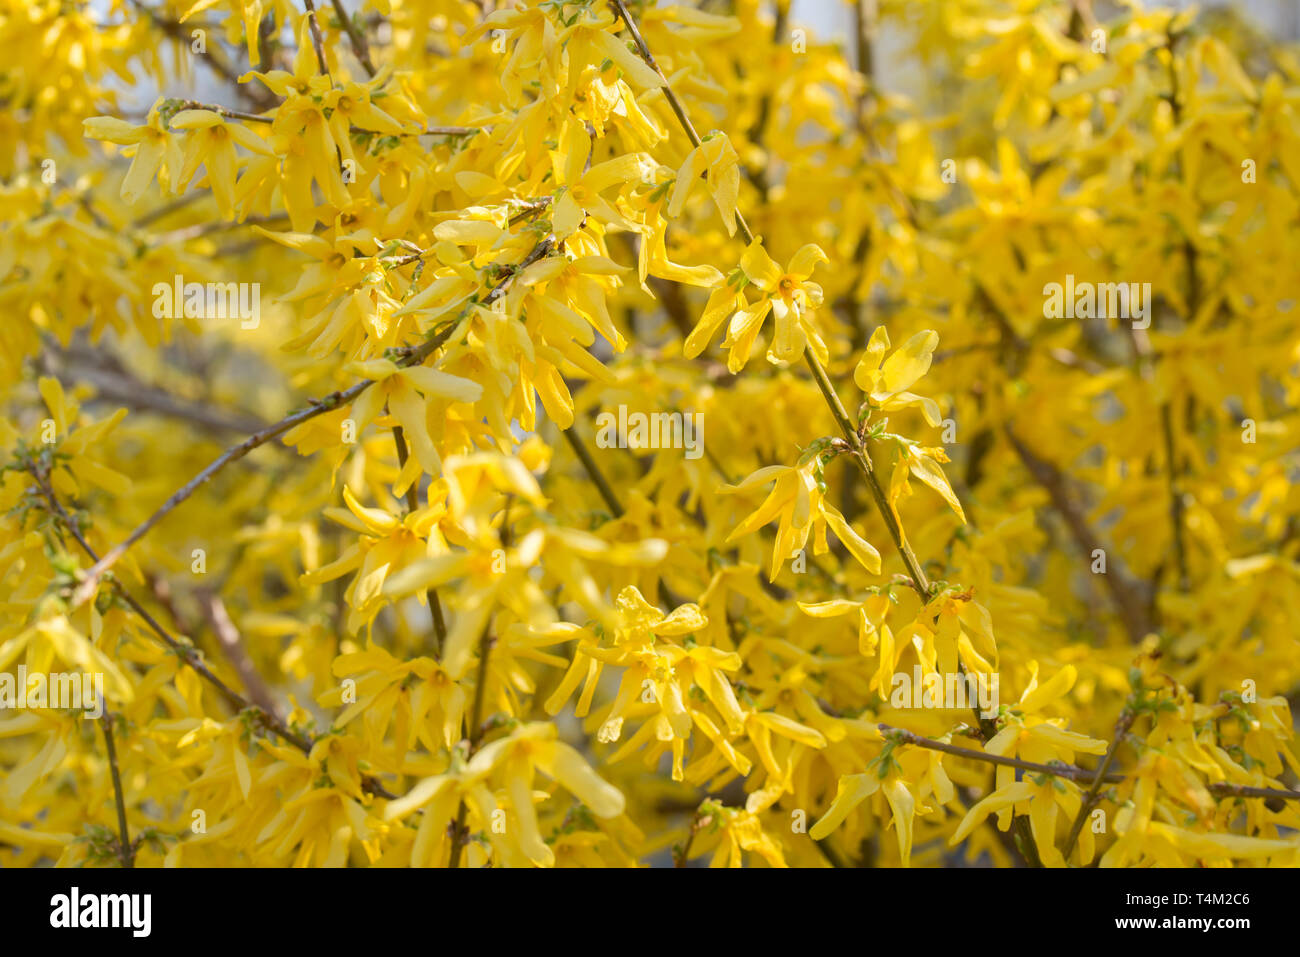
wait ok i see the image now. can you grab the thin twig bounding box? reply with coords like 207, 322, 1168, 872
1160, 27, 1194, 594
392, 425, 446, 657
881, 725, 1124, 784
672, 807, 707, 867
328, 0, 375, 75
1062, 707, 1134, 858
1207, 782, 1300, 801
561, 425, 623, 517
301, 0, 333, 82
131, 191, 206, 228
170, 100, 272, 124
99, 711, 135, 868
447, 624, 495, 868
1004, 427, 1153, 642
199, 592, 283, 719
30, 465, 309, 750
149, 213, 289, 246
803, 352, 931, 597
161, 100, 481, 138
38, 342, 271, 437
885, 723, 1300, 806
423, 126, 482, 137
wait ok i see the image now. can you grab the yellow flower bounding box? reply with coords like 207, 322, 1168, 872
667, 131, 740, 235
548, 119, 657, 241
811, 770, 920, 866
319, 642, 467, 759
854, 326, 942, 425
343, 358, 484, 485
685, 239, 828, 371
83, 107, 180, 204
300, 484, 446, 634
533, 587, 748, 782
384, 722, 624, 867
948, 664, 1107, 865
168, 109, 274, 218
35, 378, 131, 499
725, 459, 880, 580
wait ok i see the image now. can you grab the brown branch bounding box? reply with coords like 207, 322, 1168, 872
392, 425, 447, 658
167, 100, 272, 124
853, 0, 877, 103
1160, 27, 1194, 594
446, 496, 519, 869
1063, 706, 1134, 858
99, 710, 135, 868
70, 385, 375, 607
77, 194, 112, 231
611, 2, 709, 154
888, 722, 1300, 812
672, 806, 708, 867
447, 624, 495, 868
38, 342, 272, 438
30, 464, 309, 749
561, 425, 623, 517
1207, 782, 1300, 801
198, 592, 283, 719
301, 0, 333, 82
882, 725, 1124, 784
149, 213, 290, 246
328, 0, 375, 76
131, 190, 208, 228
1161, 402, 1190, 591
160, 100, 481, 139
1004, 428, 1154, 642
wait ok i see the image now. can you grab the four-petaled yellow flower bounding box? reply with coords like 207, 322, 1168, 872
686, 239, 829, 371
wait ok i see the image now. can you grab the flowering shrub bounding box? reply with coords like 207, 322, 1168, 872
2, 0, 1299, 868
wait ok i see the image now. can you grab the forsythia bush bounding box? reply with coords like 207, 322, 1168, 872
2, 0, 1299, 868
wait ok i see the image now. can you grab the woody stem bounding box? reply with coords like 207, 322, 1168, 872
391, 425, 447, 658
802, 351, 931, 597
100, 711, 135, 868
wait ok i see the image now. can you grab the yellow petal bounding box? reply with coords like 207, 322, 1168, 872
787, 244, 828, 279
739, 240, 782, 291
877, 330, 939, 395
809, 773, 880, 840
949, 780, 1035, 845
822, 504, 882, 574
539, 741, 626, 818
881, 777, 916, 867
907, 452, 966, 523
